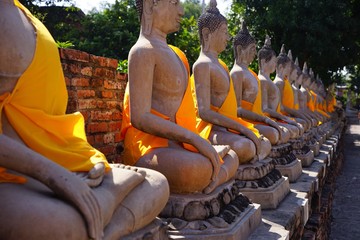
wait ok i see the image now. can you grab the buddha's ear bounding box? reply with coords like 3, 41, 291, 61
236, 45, 242, 58
202, 28, 211, 51
143, 0, 154, 35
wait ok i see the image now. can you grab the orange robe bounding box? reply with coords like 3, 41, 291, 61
0, 0, 109, 184
281, 77, 295, 114
120, 46, 212, 165
190, 59, 260, 137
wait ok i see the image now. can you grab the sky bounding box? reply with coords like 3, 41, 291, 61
71, 0, 231, 15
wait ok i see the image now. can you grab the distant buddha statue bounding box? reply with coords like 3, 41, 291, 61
273, 45, 307, 135
191, 1, 271, 163
0, 0, 169, 239
257, 38, 302, 139
229, 23, 289, 145
120, 0, 238, 194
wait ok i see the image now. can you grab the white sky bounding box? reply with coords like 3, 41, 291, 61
71, 0, 231, 15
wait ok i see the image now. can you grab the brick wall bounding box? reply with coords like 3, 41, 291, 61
59, 48, 127, 163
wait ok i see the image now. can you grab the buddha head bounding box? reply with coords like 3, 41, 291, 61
276, 44, 291, 77
258, 35, 277, 74
302, 62, 311, 87
294, 57, 303, 86
136, 0, 184, 35
198, 0, 228, 53
233, 21, 257, 65
287, 50, 297, 83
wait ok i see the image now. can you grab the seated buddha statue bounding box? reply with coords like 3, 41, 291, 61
191, 1, 271, 163
273, 45, 308, 135
0, 1, 169, 239
120, 0, 239, 194
257, 38, 302, 139
229, 23, 289, 145
308, 70, 329, 122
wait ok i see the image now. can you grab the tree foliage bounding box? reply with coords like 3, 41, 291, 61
227, 0, 360, 86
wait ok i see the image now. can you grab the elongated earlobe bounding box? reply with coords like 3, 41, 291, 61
143, 0, 153, 35
202, 28, 210, 52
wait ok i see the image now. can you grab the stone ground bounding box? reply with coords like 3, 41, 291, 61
330, 112, 360, 240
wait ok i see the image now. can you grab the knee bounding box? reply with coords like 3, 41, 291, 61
232, 138, 256, 164
265, 128, 279, 145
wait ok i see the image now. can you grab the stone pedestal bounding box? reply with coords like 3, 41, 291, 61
238, 176, 290, 209
123, 218, 168, 240
270, 144, 303, 183
290, 137, 314, 167
161, 181, 261, 240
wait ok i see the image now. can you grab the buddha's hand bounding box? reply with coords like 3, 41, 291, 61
284, 118, 298, 126
242, 128, 261, 158
48, 171, 103, 240
77, 162, 106, 188
265, 118, 283, 141
191, 135, 221, 181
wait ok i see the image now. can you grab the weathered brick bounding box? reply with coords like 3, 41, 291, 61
81, 67, 93, 77
96, 100, 107, 109
104, 80, 121, 89
103, 133, 114, 144
65, 76, 71, 86
78, 99, 97, 110
115, 72, 128, 82
60, 48, 90, 62
77, 90, 96, 99
91, 111, 113, 121
94, 68, 115, 79
90, 78, 104, 88
109, 122, 121, 132
90, 55, 118, 68
112, 111, 122, 120
87, 122, 108, 133
106, 101, 119, 109
102, 91, 114, 98
87, 135, 95, 146
69, 63, 81, 75
98, 145, 115, 156
72, 77, 90, 87
95, 134, 103, 144
114, 132, 122, 142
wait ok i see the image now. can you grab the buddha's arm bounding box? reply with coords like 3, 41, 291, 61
128, 49, 220, 179
193, 63, 261, 154
0, 134, 102, 240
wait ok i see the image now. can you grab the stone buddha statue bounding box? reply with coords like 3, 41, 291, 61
229, 23, 289, 145
121, 0, 239, 195
192, 2, 271, 163
0, 0, 169, 239
257, 38, 302, 139
273, 45, 306, 135
287, 51, 313, 129
308, 69, 328, 122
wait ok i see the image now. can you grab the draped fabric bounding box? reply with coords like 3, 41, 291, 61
0, 0, 109, 183
190, 59, 260, 137
120, 45, 212, 165
282, 77, 295, 111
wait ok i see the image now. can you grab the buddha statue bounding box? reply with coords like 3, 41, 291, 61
273, 45, 308, 136
229, 23, 289, 145
121, 0, 239, 195
257, 38, 302, 139
192, 2, 271, 163
0, 1, 169, 239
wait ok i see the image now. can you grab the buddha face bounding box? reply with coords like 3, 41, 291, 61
244, 42, 257, 64
153, 0, 184, 34
261, 54, 277, 73
289, 65, 298, 83
210, 22, 229, 53
296, 72, 303, 85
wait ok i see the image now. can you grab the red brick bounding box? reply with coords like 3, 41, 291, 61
81, 111, 90, 122
67, 90, 77, 99
98, 145, 115, 156
90, 55, 118, 68
77, 90, 96, 99
87, 122, 108, 133
94, 68, 115, 79
90, 79, 104, 88
106, 101, 119, 109
87, 135, 95, 146
91, 111, 112, 121
109, 122, 121, 132
112, 111, 122, 120
69, 63, 81, 74
65, 76, 71, 86
103, 133, 114, 144
78, 99, 97, 110
60, 48, 90, 62
95, 134, 103, 144
101, 91, 113, 98
72, 77, 89, 87
81, 67, 93, 77
96, 100, 107, 109
115, 72, 128, 82
104, 80, 121, 90
114, 132, 122, 142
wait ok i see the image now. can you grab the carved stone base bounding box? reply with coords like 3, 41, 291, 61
123, 218, 169, 240
167, 202, 261, 240
269, 143, 292, 158
237, 175, 290, 209
293, 146, 314, 167
289, 137, 305, 150
275, 159, 303, 182
308, 139, 320, 156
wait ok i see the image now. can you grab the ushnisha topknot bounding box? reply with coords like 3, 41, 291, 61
277, 44, 291, 67
258, 35, 276, 66
198, 0, 227, 44
303, 62, 308, 74
233, 21, 256, 49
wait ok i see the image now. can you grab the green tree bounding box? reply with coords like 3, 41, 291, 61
228, 0, 360, 86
